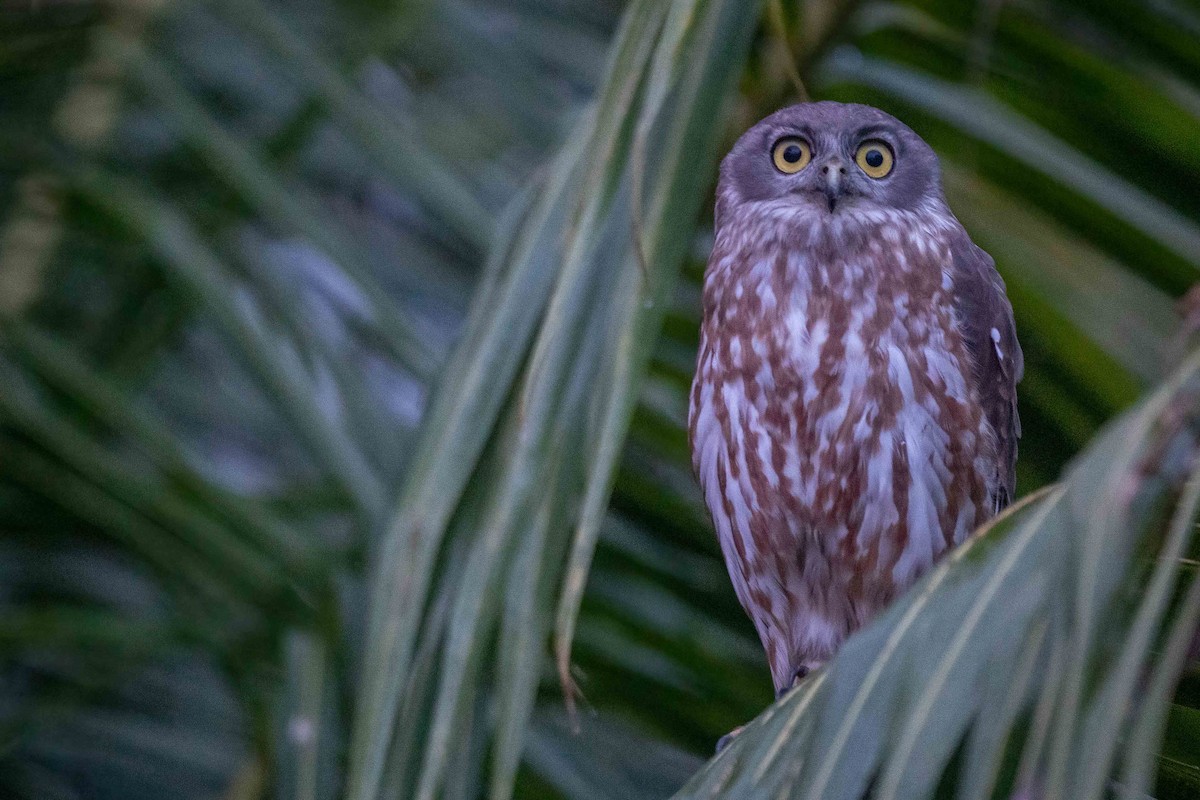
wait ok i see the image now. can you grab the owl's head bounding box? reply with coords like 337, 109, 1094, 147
715, 102, 944, 227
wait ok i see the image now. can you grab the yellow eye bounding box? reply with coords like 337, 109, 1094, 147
855, 140, 894, 178
771, 137, 811, 174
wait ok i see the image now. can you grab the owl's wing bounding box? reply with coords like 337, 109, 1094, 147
949, 235, 1024, 512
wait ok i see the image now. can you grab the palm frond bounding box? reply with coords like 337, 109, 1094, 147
347, 3, 764, 797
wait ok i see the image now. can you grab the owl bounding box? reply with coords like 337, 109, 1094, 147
688, 102, 1022, 700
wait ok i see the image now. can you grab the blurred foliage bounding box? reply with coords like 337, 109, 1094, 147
1, 1, 1199, 799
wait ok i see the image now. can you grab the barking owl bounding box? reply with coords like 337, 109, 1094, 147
688, 102, 1022, 697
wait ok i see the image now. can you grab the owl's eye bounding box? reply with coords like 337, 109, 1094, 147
855, 140, 894, 178
771, 137, 811, 174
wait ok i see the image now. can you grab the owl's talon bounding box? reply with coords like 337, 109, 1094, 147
715, 725, 745, 754
775, 665, 812, 699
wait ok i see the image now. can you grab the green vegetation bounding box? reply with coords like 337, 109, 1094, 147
1, 1, 1198, 798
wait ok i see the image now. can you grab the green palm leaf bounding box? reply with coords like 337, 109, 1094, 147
346, 4, 764, 797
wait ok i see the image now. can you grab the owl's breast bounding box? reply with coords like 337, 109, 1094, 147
691, 216, 996, 594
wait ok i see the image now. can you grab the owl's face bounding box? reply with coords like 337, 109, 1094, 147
716, 102, 943, 225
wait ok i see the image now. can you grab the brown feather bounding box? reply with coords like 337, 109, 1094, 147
948, 235, 1023, 510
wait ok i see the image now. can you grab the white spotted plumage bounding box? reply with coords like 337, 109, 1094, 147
691, 203, 995, 691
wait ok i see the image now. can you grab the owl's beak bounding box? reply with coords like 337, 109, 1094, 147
818, 159, 846, 211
